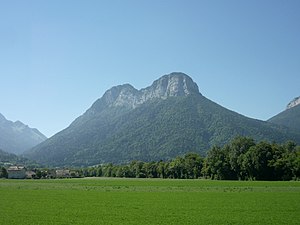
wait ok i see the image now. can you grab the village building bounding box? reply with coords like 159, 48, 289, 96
55, 169, 70, 178
7, 166, 27, 179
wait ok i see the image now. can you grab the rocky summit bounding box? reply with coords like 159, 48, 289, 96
89, 72, 199, 112
287, 96, 300, 109
25, 72, 300, 167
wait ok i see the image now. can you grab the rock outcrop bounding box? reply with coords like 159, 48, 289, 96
287, 96, 300, 109
91, 72, 200, 112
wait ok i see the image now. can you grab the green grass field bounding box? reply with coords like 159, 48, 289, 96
0, 178, 299, 225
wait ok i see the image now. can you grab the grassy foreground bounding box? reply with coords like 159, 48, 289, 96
1, 178, 300, 225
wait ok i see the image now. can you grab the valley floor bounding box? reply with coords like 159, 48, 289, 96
0, 178, 299, 225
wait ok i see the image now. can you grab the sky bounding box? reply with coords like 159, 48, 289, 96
0, 0, 299, 138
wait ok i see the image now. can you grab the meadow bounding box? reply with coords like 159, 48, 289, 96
0, 178, 299, 225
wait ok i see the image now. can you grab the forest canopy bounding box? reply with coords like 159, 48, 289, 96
79, 137, 300, 181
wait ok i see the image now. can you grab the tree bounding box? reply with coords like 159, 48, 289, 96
204, 146, 234, 180
96, 166, 103, 177
129, 161, 146, 178
35, 169, 42, 179
291, 146, 300, 179
143, 162, 158, 178
168, 156, 185, 179
0, 167, 8, 178
227, 136, 255, 180
242, 141, 275, 180
277, 142, 300, 180
156, 161, 166, 178
184, 153, 203, 179
103, 163, 114, 177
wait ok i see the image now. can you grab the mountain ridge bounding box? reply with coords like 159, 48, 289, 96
268, 97, 300, 133
88, 72, 199, 113
0, 113, 47, 154
25, 73, 300, 167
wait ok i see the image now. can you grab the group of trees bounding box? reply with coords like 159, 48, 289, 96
1, 137, 299, 181
83, 137, 300, 181
82, 152, 203, 179
203, 137, 299, 180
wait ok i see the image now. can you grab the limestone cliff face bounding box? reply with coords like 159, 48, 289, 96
139, 72, 200, 102
102, 84, 138, 108
95, 72, 200, 110
287, 96, 300, 110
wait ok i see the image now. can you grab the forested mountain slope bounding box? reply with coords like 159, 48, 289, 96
268, 98, 300, 134
25, 73, 300, 167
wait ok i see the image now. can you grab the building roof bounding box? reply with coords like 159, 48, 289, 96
7, 166, 26, 171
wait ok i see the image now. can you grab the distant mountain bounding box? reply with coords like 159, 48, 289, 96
25, 73, 300, 167
268, 97, 300, 133
0, 113, 47, 154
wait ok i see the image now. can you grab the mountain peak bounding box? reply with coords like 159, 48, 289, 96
147, 72, 200, 98
287, 96, 300, 109
90, 72, 200, 113
102, 84, 138, 106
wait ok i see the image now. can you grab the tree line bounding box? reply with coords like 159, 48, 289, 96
1, 137, 299, 180
79, 137, 300, 181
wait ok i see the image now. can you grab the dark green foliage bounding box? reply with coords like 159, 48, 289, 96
268, 104, 300, 133
26, 93, 300, 167
80, 139, 299, 181
202, 146, 234, 180
83, 152, 204, 179
204, 137, 300, 181
0, 167, 8, 178
227, 136, 256, 179
25, 138, 300, 181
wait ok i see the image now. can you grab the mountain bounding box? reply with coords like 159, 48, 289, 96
268, 96, 300, 133
0, 114, 47, 154
25, 72, 300, 167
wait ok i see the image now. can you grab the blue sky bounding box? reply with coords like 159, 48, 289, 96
0, 0, 299, 137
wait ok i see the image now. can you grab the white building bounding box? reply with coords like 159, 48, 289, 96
7, 166, 26, 179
